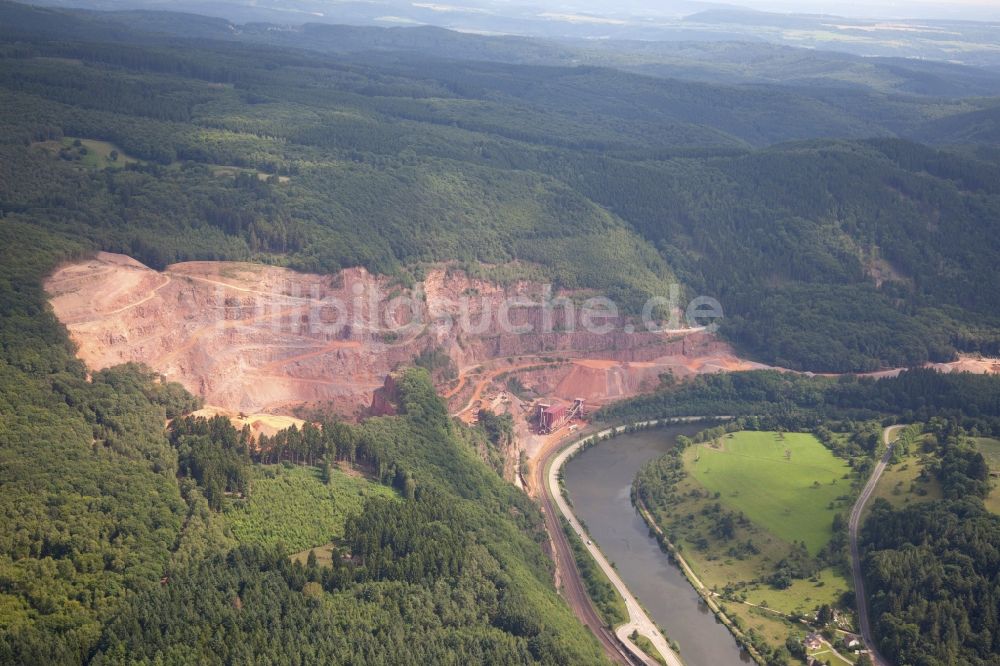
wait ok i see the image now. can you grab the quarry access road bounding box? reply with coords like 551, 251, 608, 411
453, 357, 565, 420
100, 274, 173, 316
449, 325, 710, 419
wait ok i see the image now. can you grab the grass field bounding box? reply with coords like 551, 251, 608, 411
225, 464, 396, 554
864, 438, 941, 519
209, 164, 290, 183
685, 431, 852, 555
631, 632, 667, 666
641, 431, 857, 663
746, 566, 850, 612
290, 543, 337, 567
975, 437, 1000, 469
57, 137, 138, 169
725, 600, 789, 645
807, 643, 853, 666
974, 437, 1000, 514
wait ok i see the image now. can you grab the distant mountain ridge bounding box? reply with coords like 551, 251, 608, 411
6, 0, 1000, 99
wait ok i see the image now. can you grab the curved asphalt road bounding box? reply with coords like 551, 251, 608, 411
849, 425, 903, 666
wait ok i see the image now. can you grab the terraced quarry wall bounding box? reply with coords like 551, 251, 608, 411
48, 253, 1000, 424
46, 252, 730, 417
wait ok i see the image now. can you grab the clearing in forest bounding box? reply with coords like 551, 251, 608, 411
685, 431, 851, 555
225, 464, 396, 553
975, 437, 1000, 514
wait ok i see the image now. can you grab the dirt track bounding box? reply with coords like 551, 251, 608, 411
452, 358, 564, 421
189, 406, 307, 439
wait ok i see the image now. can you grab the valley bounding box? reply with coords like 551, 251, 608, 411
4, 1, 1000, 664
46, 251, 1000, 497
43, 251, 1000, 665
45, 252, 737, 471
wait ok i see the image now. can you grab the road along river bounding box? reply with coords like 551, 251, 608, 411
562, 425, 751, 666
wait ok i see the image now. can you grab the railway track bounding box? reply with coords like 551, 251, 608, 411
535, 435, 641, 665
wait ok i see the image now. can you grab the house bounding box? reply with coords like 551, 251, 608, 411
803, 633, 823, 650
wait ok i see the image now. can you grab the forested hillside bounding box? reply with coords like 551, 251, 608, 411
88, 368, 607, 665
862, 425, 1000, 666
599, 367, 1000, 435
0, 223, 198, 663
2, 1, 1000, 662
3, 0, 1000, 371
0, 218, 605, 663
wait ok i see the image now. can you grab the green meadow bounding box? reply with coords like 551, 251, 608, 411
864, 438, 942, 520
684, 431, 852, 555
640, 430, 857, 661
58, 137, 138, 169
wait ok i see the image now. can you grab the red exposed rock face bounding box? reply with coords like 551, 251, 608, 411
369, 374, 400, 417
46, 253, 733, 417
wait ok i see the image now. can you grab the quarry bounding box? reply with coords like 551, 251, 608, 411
46, 252, 1000, 484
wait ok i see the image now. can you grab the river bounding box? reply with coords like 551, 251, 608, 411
562, 425, 750, 666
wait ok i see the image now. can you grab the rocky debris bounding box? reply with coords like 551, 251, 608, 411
369, 373, 401, 417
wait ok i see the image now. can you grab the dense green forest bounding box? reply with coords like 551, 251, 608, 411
2, 0, 1000, 370
861, 424, 1000, 666
599, 367, 1000, 434
0, 220, 604, 662
0, 222, 185, 663
3, 1, 1000, 663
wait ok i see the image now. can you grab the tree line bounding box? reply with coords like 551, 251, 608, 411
862, 423, 999, 666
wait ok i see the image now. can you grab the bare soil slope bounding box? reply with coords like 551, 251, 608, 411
48, 253, 399, 414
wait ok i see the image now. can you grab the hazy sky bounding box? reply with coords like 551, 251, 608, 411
36, 0, 1000, 23
730, 0, 1000, 20
558, 0, 1000, 21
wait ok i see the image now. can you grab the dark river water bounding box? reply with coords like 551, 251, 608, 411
562, 425, 750, 666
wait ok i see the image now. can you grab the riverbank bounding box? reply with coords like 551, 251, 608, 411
556, 419, 753, 666
546, 420, 688, 666
634, 497, 767, 665
631, 426, 910, 666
